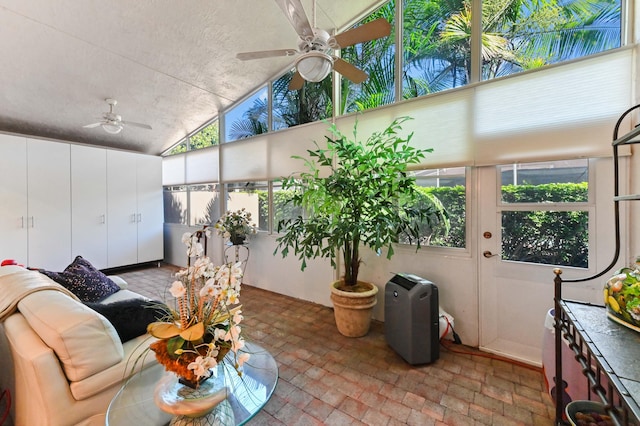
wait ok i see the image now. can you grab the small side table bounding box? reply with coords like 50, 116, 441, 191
106, 342, 278, 426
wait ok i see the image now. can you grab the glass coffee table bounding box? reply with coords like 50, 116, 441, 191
106, 342, 278, 425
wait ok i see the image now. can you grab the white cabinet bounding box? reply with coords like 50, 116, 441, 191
0, 134, 28, 264
0, 133, 162, 271
136, 154, 164, 264
71, 145, 108, 269
0, 135, 71, 270
26, 139, 72, 270
107, 150, 163, 268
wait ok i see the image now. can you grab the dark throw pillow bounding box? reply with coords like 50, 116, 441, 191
85, 299, 168, 343
39, 256, 120, 302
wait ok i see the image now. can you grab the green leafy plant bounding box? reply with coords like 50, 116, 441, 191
274, 116, 447, 289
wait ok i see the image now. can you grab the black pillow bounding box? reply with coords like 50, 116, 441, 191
85, 299, 168, 342
39, 256, 120, 302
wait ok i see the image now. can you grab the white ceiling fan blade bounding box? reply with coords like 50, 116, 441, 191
83, 122, 103, 129
122, 120, 152, 130
237, 49, 298, 61
274, 0, 314, 40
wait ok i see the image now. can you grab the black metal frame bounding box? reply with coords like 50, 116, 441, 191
553, 104, 640, 425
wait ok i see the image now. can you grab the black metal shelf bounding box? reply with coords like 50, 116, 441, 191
553, 104, 640, 425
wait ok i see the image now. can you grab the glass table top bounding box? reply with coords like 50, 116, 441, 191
106, 342, 278, 426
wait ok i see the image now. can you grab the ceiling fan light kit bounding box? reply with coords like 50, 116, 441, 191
295, 51, 333, 82
101, 122, 123, 134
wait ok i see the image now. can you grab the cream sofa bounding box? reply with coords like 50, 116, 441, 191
0, 265, 162, 426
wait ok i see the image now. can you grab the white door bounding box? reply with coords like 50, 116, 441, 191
27, 139, 71, 270
71, 145, 108, 269
135, 154, 163, 263
0, 134, 28, 264
107, 150, 138, 268
477, 158, 617, 366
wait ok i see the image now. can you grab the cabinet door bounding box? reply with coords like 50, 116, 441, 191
136, 154, 164, 263
27, 139, 71, 270
107, 150, 138, 268
71, 145, 108, 269
0, 134, 28, 264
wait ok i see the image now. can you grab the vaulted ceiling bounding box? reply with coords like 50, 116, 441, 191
0, 0, 382, 155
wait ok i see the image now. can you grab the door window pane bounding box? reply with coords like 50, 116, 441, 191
499, 159, 590, 268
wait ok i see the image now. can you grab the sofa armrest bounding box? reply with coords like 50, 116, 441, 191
4, 313, 119, 426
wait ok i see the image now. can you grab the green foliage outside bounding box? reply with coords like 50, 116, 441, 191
501, 182, 588, 267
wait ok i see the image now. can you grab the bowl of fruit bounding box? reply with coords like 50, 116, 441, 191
604, 257, 640, 333
565, 400, 614, 426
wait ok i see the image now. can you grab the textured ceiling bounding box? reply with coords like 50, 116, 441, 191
0, 0, 382, 155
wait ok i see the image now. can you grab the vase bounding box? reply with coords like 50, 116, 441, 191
154, 368, 234, 426
229, 234, 246, 245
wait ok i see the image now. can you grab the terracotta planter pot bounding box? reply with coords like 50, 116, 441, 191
330, 280, 379, 337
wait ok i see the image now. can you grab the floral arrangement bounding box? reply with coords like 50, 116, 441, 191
148, 227, 250, 387
214, 208, 257, 244
604, 257, 640, 330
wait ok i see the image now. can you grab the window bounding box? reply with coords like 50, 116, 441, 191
163, 185, 219, 227
163, 186, 187, 225
224, 88, 268, 142
499, 159, 590, 268
190, 120, 219, 149
224, 181, 268, 231
166, 140, 187, 156
272, 70, 333, 130
272, 181, 304, 233
483, 0, 621, 80
189, 184, 220, 226
341, 1, 396, 114
403, 167, 467, 248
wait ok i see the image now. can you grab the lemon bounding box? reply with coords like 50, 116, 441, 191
607, 296, 621, 313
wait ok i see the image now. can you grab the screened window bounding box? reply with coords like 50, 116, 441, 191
224, 88, 268, 142
341, 2, 396, 114
403, 167, 466, 248
166, 140, 187, 156
499, 159, 590, 268
189, 184, 220, 226
272, 70, 333, 130
272, 181, 304, 233
163, 186, 187, 225
483, 0, 621, 80
224, 181, 268, 231
190, 120, 219, 150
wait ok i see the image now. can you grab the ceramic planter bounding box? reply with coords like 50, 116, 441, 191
330, 280, 378, 337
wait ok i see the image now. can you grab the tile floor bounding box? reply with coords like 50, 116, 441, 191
117, 263, 556, 426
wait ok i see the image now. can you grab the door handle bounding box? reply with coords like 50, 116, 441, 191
483, 250, 498, 258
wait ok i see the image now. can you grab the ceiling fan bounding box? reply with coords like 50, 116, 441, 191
83, 98, 152, 134
237, 0, 391, 90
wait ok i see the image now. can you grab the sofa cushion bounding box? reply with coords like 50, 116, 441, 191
17, 289, 123, 382
39, 256, 120, 302
85, 299, 168, 343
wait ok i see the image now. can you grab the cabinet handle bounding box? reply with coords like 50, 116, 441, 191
137, 213, 142, 223
131, 214, 136, 223
100, 214, 106, 224
20, 216, 24, 228
30, 217, 34, 228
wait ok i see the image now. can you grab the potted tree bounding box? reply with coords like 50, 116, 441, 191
274, 117, 448, 337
